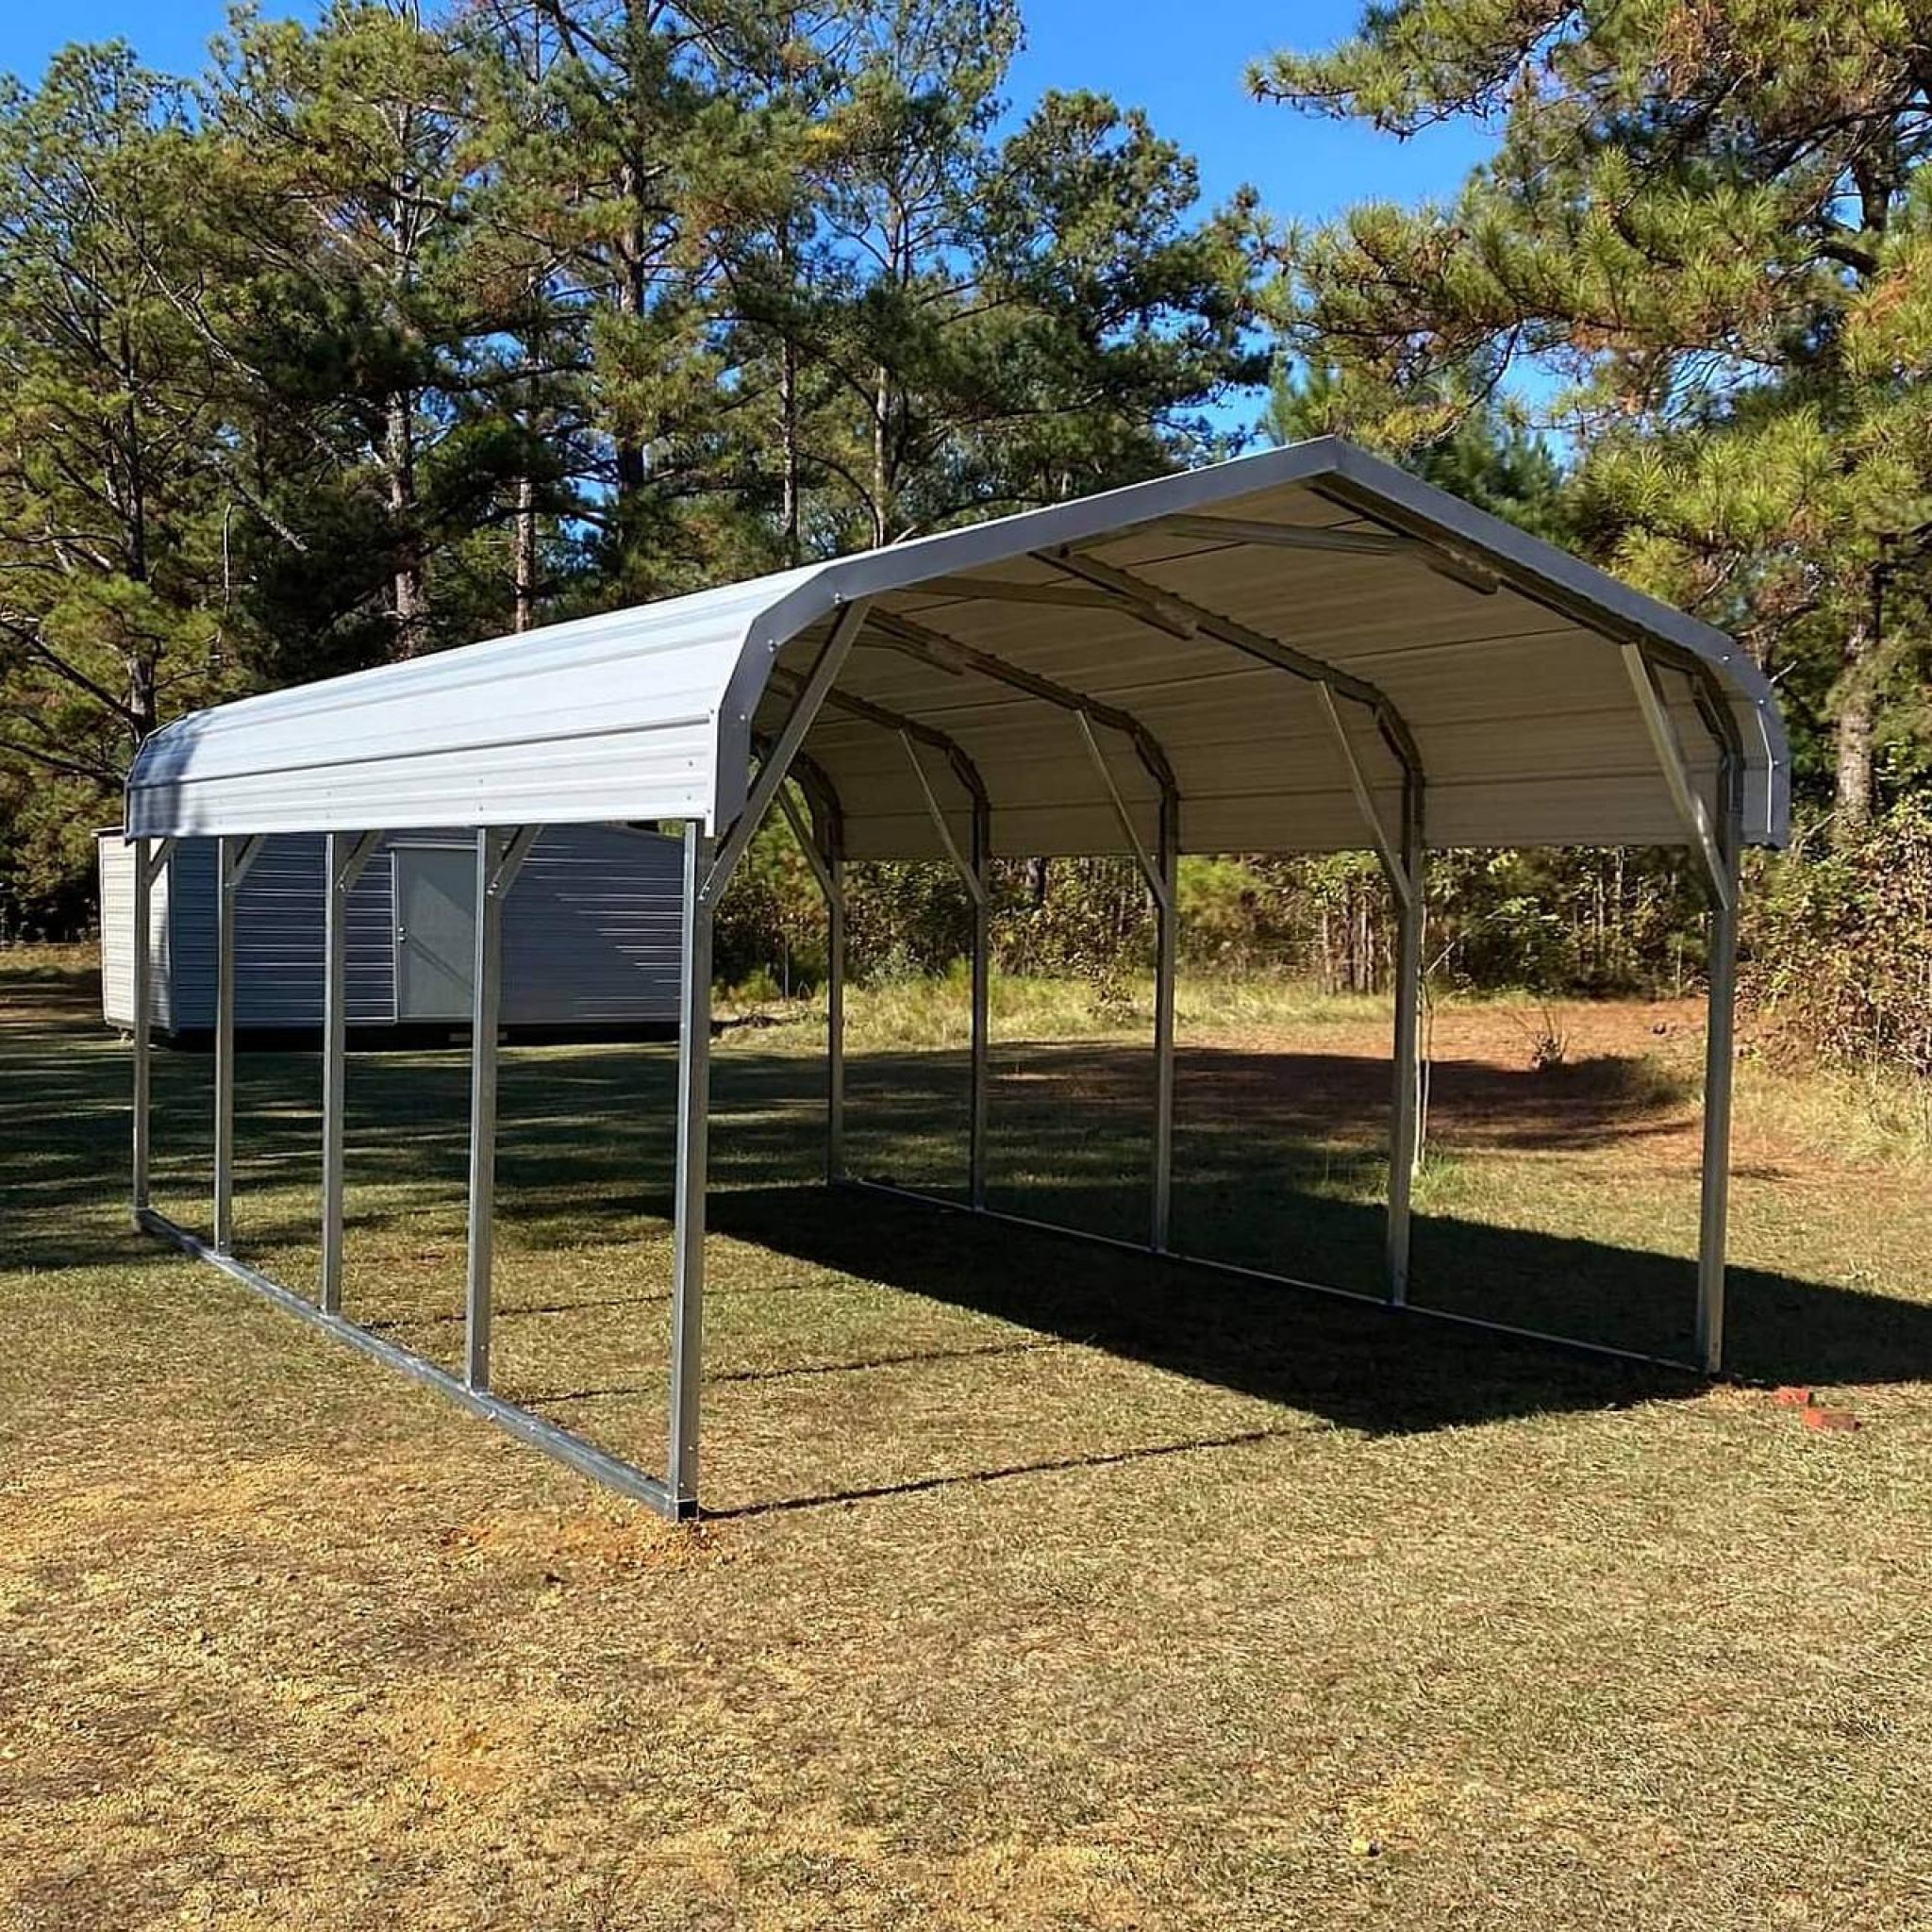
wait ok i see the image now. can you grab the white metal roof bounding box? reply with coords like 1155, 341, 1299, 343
126, 438, 1789, 858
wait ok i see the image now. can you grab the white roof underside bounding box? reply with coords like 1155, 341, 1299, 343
126, 439, 1789, 859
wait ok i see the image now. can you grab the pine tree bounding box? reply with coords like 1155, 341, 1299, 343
1266, 359, 1574, 545
1254, 0, 1932, 830
0, 47, 243, 857
205, 1, 487, 661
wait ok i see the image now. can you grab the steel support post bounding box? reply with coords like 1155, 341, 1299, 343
827, 847, 847, 1184
321, 832, 377, 1315
968, 797, 991, 1209
130, 838, 158, 1218
668, 822, 715, 1516
462, 825, 541, 1392
1387, 775, 1425, 1304
1696, 756, 1743, 1373
774, 782, 847, 1186
464, 828, 508, 1390
1151, 791, 1178, 1251
213, 836, 240, 1252
320, 838, 349, 1312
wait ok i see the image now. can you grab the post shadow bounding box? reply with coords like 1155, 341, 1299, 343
703, 1176, 1932, 1434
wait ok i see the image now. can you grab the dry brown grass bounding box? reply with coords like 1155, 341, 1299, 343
5, 950, 1932, 1928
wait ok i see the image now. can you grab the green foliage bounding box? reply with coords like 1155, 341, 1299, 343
1742, 797, 1932, 1076
1256, 0, 1932, 831
0, 3, 1261, 927
1266, 360, 1576, 545
0, 47, 251, 804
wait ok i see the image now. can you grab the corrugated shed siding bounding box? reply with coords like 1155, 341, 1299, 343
502, 826, 683, 1024
146, 836, 397, 1029
236, 838, 396, 1025
99, 826, 680, 1032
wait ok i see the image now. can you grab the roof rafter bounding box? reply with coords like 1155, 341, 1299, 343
768, 664, 989, 811
864, 606, 1178, 800
1157, 512, 1499, 595
1030, 543, 1424, 780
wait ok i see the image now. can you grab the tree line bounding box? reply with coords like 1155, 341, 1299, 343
0, 0, 1262, 922
1, 0, 1925, 1075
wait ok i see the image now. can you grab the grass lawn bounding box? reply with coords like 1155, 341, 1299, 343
4, 947, 1932, 1928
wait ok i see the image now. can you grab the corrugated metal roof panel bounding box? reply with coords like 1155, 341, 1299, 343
126, 438, 1789, 858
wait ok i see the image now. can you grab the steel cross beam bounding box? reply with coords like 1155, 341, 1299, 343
1314, 682, 1412, 909
901, 731, 986, 907
1622, 643, 1735, 911
863, 607, 1180, 802
1031, 543, 1424, 779
1157, 512, 1501, 595
776, 784, 840, 908
1074, 713, 1171, 911
766, 667, 992, 813
911, 575, 1116, 610
750, 734, 844, 865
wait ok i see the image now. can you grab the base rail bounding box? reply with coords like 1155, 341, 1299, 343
137, 1173, 1702, 1523
840, 1177, 1705, 1378
136, 1208, 690, 1519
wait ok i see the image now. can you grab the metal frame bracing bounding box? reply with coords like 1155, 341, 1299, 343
124, 444, 1768, 1521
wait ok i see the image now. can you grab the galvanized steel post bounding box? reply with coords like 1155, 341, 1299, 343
969, 795, 991, 1209
320, 831, 378, 1315
1696, 752, 1743, 1373
669, 821, 714, 1515
827, 844, 846, 1184
1151, 791, 1178, 1251
213, 835, 240, 1253
320, 839, 348, 1311
463, 826, 541, 1393
464, 827, 508, 1391
130, 837, 158, 1218
1387, 774, 1425, 1304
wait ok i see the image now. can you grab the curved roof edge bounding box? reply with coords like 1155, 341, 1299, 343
126, 436, 1789, 850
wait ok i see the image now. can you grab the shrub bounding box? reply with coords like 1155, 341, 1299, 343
1742, 798, 1932, 1077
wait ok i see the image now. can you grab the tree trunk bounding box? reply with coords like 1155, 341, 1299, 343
128, 653, 158, 744
872, 358, 891, 548
387, 389, 426, 659
1834, 611, 1876, 839
613, 193, 649, 501
780, 334, 801, 566
512, 475, 538, 633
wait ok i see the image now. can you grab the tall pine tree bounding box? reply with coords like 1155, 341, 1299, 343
1255, 0, 1932, 828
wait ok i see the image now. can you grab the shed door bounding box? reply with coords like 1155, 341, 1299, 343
393, 847, 476, 1021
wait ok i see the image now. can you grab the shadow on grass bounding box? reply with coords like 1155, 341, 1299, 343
7, 1008, 1930, 1460
708, 1424, 1315, 1520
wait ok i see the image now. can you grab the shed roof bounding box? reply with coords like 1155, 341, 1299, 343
126, 437, 1788, 858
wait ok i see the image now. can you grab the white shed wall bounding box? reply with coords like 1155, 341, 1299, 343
99, 825, 682, 1034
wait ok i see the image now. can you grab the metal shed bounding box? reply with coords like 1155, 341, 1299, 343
98, 824, 682, 1038
122, 436, 1789, 1519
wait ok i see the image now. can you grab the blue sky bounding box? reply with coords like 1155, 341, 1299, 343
0, 0, 1491, 224
0, 2, 1500, 436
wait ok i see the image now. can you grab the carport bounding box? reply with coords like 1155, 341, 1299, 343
123, 436, 1790, 1519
